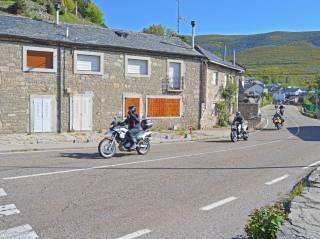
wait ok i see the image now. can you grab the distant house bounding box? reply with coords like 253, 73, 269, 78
283, 87, 306, 97
265, 83, 282, 93
244, 84, 264, 98
273, 91, 286, 104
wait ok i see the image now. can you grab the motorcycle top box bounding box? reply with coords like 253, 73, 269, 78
141, 119, 153, 130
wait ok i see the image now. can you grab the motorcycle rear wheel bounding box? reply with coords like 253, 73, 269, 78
98, 139, 116, 158
136, 139, 150, 155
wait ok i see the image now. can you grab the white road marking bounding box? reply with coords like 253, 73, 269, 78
2, 139, 283, 180
0, 204, 20, 217
115, 229, 152, 239
265, 174, 290, 185
0, 188, 7, 197
303, 161, 320, 170
200, 197, 237, 211
0, 224, 39, 239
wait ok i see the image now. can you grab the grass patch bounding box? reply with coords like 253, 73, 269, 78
288, 181, 305, 201
59, 12, 92, 25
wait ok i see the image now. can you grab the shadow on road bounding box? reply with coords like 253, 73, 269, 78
60, 152, 135, 159
287, 126, 320, 141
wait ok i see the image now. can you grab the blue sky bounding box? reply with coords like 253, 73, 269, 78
94, 0, 320, 35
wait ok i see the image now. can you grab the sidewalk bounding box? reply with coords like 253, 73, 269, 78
0, 128, 231, 153
0, 115, 268, 154
277, 169, 320, 239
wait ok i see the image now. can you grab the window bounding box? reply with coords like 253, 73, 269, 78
223, 74, 228, 87
74, 51, 104, 75
212, 72, 219, 86
123, 94, 142, 118
147, 96, 182, 118
23, 46, 57, 73
168, 60, 184, 91
125, 56, 150, 76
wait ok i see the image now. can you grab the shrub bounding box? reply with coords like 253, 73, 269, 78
245, 204, 286, 239
46, 1, 55, 15
217, 101, 230, 127
85, 2, 104, 25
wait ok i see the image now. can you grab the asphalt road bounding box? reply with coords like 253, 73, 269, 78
0, 106, 319, 239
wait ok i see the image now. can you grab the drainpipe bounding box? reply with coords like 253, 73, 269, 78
191, 20, 196, 50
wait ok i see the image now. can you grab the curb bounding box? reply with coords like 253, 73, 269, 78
0, 115, 268, 154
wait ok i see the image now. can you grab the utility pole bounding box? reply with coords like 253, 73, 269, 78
177, 0, 180, 34
75, 0, 78, 16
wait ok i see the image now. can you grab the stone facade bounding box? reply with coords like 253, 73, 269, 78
200, 63, 243, 129
0, 39, 202, 134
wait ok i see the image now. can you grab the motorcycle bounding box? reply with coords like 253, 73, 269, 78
98, 118, 153, 158
230, 121, 249, 142
273, 116, 283, 130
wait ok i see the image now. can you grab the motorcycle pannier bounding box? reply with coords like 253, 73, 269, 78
141, 119, 153, 130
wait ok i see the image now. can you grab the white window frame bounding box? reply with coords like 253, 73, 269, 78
23, 46, 57, 73
29, 95, 57, 133
74, 50, 104, 75
167, 59, 185, 91
212, 71, 219, 86
125, 55, 151, 77
122, 93, 143, 119
145, 95, 183, 119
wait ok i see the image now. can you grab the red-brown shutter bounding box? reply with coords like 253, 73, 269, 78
147, 98, 180, 117
27, 50, 54, 69
124, 97, 140, 117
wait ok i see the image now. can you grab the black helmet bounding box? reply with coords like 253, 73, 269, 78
128, 106, 137, 114
236, 111, 241, 117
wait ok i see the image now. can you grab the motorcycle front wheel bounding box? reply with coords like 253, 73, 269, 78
231, 132, 237, 143
136, 139, 150, 155
98, 138, 116, 158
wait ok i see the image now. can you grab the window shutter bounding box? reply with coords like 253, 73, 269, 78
77, 54, 101, 72
27, 50, 53, 69
147, 98, 181, 117
127, 59, 148, 75
124, 97, 141, 117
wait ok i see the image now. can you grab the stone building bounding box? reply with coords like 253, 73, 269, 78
196, 47, 245, 128
0, 14, 244, 134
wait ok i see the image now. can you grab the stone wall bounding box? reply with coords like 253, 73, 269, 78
200, 63, 242, 129
0, 40, 202, 134
0, 41, 57, 134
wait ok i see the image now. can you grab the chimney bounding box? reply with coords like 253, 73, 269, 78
66, 27, 69, 38
233, 49, 236, 66
191, 20, 196, 50
55, 0, 61, 25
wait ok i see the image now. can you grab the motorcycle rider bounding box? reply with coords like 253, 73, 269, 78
279, 104, 285, 116
233, 111, 244, 135
273, 110, 284, 125
120, 106, 140, 149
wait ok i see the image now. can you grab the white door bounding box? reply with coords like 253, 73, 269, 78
33, 97, 53, 133
71, 95, 92, 131
169, 62, 181, 89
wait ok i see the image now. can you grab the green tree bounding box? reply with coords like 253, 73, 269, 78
77, 0, 89, 17
14, 0, 27, 14
143, 24, 166, 36
65, 0, 76, 12
85, 2, 104, 25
